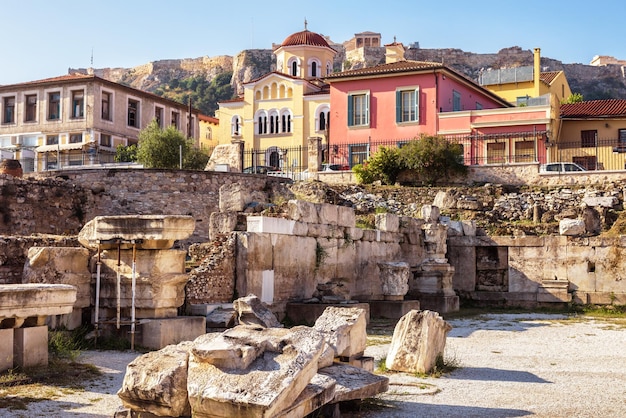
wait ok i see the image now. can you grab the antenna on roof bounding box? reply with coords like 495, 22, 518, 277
90, 48, 94, 66
304, 18, 308, 31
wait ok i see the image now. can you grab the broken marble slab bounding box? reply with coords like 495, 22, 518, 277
314, 306, 367, 359
187, 325, 325, 418
318, 363, 389, 403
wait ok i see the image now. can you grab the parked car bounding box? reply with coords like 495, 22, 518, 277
540, 162, 586, 173
321, 163, 350, 171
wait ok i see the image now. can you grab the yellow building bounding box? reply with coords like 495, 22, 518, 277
480, 48, 572, 106
216, 24, 335, 171
198, 114, 219, 150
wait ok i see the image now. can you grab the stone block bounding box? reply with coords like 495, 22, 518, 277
0, 328, 13, 372
345, 227, 364, 241
379, 261, 410, 300
306, 223, 332, 238
360, 229, 378, 242
79, 215, 195, 250
314, 306, 367, 358
421, 205, 440, 222
433, 191, 457, 210
23, 247, 91, 308
286, 302, 370, 326
345, 355, 375, 372
337, 205, 356, 228
386, 310, 452, 374
287, 200, 319, 223
369, 300, 420, 320
118, 342, 193, 417
317, 363, 389, 403
233, 294, 282, 328
276, 373, 336, 418
583, 196, 618, 208
293, 221, 309, 236
247, 216, 296, 235
376, 213, 399, 232
462, 220, 477, 236
139, 317, 206, 350
559, 218, 586, 236
209, 211, 238, 240
318, 203, 339, 225
14, 326, 48, 369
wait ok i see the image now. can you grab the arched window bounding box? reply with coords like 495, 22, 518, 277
319, 112, 326, 131
311, 61, 317, 77
258, 116, 264, 134
231, 115, 241, 136
326, 62, 332, 76
291, 61, 297, 76
269, 150, 280, 169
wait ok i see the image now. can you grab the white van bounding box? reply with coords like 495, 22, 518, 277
540, 162, 586, 173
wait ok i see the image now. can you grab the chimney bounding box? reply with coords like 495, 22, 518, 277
534, 48, 541, 96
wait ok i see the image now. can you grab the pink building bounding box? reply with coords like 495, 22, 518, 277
325, 59, 555, 167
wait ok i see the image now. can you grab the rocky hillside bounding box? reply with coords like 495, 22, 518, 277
71, 45, 626, 116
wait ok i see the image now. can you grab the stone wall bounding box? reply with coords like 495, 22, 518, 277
23, 169, 290, 244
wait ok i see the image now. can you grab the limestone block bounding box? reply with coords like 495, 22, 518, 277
421, 205, 440, 222
582, 196, 618, 208
188, 325, 325, 418
247, 216, 296, 235
379, 261, 410, 300
443, 220, 464, 236
0, 284, 76, 322
276, 373, 336, 418
385, 310, 452, 374
78, 215, 195, 250
559, 218, 586, 236
401, 217, 424, 245
204, 143, 241, 171
293, 221, 309, 236
317, 343, 336, 369
433, 191, 457, 210
345, 227, 364, 241
14, 325, 48, 369
337, 205, 356, 228
139, 316, 207, 350
23, 247, 91, 308
375, 213, 399, 232
462, 220, 477, 236
118, 342, 193, 417
287, 200, 319, 223
317, 363, 389, 403
220, 182, 256, 212
360, 229, 378, 242
209, 211, 238, 240
307, 223, 332, 238
314, 306, 367, 358
0, 328, 14, 372
233, 294, 282, 328
379, 231, 402, 243
318, 203, 339, 225
582, 207, 602, 235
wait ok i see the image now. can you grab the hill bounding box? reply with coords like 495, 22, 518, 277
70, 45, 626, 116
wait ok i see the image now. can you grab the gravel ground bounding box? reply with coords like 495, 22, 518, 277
3, 313, 625, 417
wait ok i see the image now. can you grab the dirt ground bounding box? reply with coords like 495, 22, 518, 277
1, 312, 625, 417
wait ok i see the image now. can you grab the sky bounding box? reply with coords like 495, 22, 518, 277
2, 0, 625, 86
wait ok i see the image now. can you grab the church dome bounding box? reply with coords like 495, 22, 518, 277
281, 30, 331, 48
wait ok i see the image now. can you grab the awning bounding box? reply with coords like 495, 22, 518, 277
35, 143, 86, 152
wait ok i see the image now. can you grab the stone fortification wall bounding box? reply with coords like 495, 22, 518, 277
20, 169, 289, 244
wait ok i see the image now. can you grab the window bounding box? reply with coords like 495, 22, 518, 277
171, 111, 179, 129
514, 141, 534, 162
48, 92, 60, 120
46, 135, 59, 145
2, 96, 15, 124
349, 144, 369, 167
71, 90, 84, 118
46, 154, 57, 170
347, 92, 369, 127
68, 152, 83, 166
319, 111, 327, 131
453, 90, 461, 111
281, 113, 291, 133
69, 133, 82, 144
155, 106, 163, 128
291, 61, 298, 76
100, 134, 111, 147
127, 99, 139, 128
486, 142, 505, 164
581, 130, 597, 148
101, 91, 112, 120
270, 115, 279, 134
396, 88, 419, 123
25, 95, 37, 122
326, 62, 331, 76
476, 102, 483, 110
619, 129, 626, 148
231, 115, 241, 136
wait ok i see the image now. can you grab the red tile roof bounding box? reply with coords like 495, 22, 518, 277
325, 60, 443, 79
0, 73, 95, 88
539, 71, 561, 85
199, 114, 218, 123
281, 30, 331, 48
560, 99, 626, 118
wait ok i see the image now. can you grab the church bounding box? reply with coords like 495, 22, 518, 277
215, 23, 335, 171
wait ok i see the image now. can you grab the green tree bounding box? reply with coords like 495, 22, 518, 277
136, 120, 204, 169
562, 92, 584, 104
114, 144, 138, 163
399, 135, 467, 185
353, 146, 402, 185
